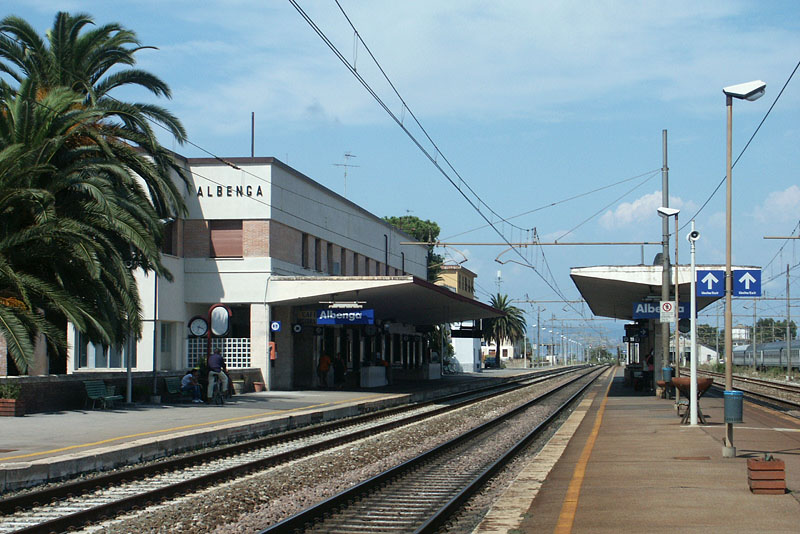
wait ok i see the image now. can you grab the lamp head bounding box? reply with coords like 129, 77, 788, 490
723, 80, 766, 102
657, 206, 680, 217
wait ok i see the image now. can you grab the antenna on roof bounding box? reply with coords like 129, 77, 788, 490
333, 152, 359, 197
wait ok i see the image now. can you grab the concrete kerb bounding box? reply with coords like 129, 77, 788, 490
0, 391, 421, 492
0, 375, 526, 492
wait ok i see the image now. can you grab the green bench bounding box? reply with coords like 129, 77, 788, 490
164, 376, 193, 403
83, 380, 124, 410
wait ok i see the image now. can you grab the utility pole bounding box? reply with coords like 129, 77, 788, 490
752, 298, 757, 371
536, 307, 541, 367
660, 129, 670, 394
787, 264, 792, 377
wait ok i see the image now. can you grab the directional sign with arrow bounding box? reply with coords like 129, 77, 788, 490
696, 269, 724, 297
733, 269, 761, 296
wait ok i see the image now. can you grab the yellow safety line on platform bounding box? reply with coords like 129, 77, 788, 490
553, 369, 614, 534
0, 395, 378, 462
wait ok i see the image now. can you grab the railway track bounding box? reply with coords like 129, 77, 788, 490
260, 365, 608, 534
0, 366, 589, 534
680, 367, 800, 410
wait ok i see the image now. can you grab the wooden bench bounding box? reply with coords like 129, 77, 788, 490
164, 376, 193, 403
83, 380, 124, 410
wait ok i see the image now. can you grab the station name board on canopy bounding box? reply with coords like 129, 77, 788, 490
317, 308, 375, 325
632, 301, 689, 320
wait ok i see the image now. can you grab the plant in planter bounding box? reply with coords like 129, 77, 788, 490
0, 382, 24, 416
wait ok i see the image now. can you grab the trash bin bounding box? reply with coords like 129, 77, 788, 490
662, 367, 673, 383
724, 390, 744, 423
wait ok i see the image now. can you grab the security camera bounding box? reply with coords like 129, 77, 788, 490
687, 230, 700, 242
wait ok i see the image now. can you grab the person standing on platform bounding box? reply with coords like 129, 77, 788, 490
318, 352, 332, 388
333, 353, 346, 389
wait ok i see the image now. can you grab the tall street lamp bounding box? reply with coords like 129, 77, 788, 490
687, 222, 700, 425
722, 79, 766, 457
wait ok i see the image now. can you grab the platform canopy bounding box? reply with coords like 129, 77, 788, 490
266, 275, 502, 325
569, 264, 755, 321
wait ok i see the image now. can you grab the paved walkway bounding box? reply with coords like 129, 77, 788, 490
476, 367, 800, 534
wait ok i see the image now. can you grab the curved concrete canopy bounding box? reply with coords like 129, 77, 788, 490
570, 264, 758, 321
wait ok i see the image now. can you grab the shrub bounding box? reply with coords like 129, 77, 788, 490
0, 382, 21, 399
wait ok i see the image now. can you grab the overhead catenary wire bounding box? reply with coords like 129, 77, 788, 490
680, 58, 800, 232
287, 0, 586, 318
442, 168, 660, 241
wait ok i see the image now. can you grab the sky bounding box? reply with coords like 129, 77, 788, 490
6, 1, 800, 350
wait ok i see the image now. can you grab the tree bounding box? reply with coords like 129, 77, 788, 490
0, 79, 168, 372
755, 318, 797, 344
0, 11, 189, 218
383, 215, 444, 281
482, 293, 526, 353
0, 12, 187, 372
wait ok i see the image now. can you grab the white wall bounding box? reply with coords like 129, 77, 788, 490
452, 337, 482, 373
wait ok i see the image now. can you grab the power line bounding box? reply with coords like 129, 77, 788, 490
680, 58, 800, 231
442, 168, 660, 240
287, 0, 584, 315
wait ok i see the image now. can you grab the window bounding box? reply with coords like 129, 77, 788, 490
160, 323, 173, 354
161, 220, 176, 256
302, 233, 309, 268
340, 248, 347, 275
315, 238, 322, 271
327, 243, 334, 274
353, 252, 359, 275
210, 220, 242, 257
401, 252, 405, 274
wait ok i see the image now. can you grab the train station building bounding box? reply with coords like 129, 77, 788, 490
56, 157, 500, 390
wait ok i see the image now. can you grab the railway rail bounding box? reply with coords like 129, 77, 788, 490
260, 365, 607, 534
0, 366, 590, 534
679, 367, 800, 410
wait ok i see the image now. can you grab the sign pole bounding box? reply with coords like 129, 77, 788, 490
689, 221, 698, 426
674, 214, 681, 402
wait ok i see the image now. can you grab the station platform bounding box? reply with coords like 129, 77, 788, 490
476, 366, 800, 534
0, 368, 534, 493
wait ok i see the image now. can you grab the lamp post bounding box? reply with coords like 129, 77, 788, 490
688, 221, 700, 425
722, 79, 766, 457
150, 217, 174, 404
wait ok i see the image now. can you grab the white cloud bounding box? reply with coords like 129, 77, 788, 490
598, 192, 699, 230
134, 0, 800, 129
752, 185, 800, 223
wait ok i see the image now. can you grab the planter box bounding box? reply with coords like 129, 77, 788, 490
0, 398, 24, 417
747, 458, 786, 495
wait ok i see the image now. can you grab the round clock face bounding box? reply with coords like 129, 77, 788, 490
189, 317, 208, 337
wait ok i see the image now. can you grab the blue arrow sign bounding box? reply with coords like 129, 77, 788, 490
733, 269, 761, 296
696, 269, 725, 297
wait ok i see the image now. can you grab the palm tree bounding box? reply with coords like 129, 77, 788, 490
0, 11, 189, 218
0, 78, 170, 372
482, 293, 526, 358
0, 12, 188, 372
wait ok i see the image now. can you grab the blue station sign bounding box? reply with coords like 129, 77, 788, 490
632, 301, 689, 320
733, 269, 761, 297
316, 308, 375, 325
696, 269, 725, 297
